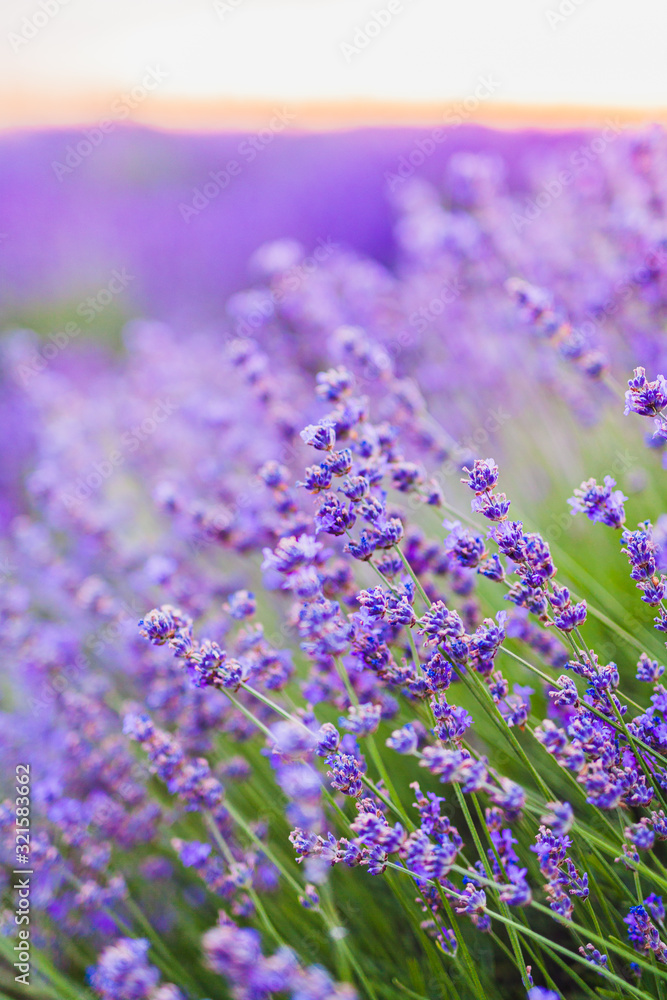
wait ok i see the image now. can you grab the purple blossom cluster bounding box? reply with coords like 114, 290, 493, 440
568, 476, 627, 529
88, 938, 183, 1000
203, 915, 356, 999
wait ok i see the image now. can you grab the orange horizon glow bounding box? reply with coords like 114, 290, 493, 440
3, 94, 667, 134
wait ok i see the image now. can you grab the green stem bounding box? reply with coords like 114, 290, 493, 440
468, 792, 530, 989
394, 544, 431, 607
530, 899, 667, 982
226, 690, 275, 739
204, 811, 285, 947
434, 883, 488, 997
387, 866, 465, 995
486, 906, 655, 999
385, 860, 663, 993
61, 869, 198, 992
521, 935, 603, 1000
500, 644, 667, 769
453, 658, 554, 801
334, 655, 415, 830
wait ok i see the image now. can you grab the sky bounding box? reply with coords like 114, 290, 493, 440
1, 0, 667, 129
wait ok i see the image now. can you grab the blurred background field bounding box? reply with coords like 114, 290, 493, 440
0, 125, 588, 332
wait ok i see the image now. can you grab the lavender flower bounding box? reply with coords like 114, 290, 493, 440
226, 590, 257, 620
88, 939, 160, 999
386, 723, 419, 754
300, 421, 337, 451
444, 521, 488, 568
568, 476, 627, 528
461, 459, 499, 493
625, 367, 667, 417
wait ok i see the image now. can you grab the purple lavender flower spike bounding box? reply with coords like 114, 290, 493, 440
314, 494, 356, 535
300, 420, 337, 451
316, 723, 340, 757
386, 723, 419, 754
568, 476, 627, 529
444, 521, 488, 569
262, 535, 321, 575
326, 754, 363, 797
87, 938, 160, 999
461, 459, 499, 493
624, 904, 667, 961
540, 801, 574, 836
339, 702, 381, 737
138, 605, 192, 646
226, 589, 257, 620
175, 840, 212, 868
645, 894, 666, 924
550, 599, 587, 633
625, 367, 667, 417
316, 367, 355, 402
472, 492, 511, 522
579, 943, 608, 971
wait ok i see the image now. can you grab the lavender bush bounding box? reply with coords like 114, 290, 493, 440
3, 124, 667, 999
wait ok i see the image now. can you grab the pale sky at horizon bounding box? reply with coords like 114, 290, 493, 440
1, 0, 666, 128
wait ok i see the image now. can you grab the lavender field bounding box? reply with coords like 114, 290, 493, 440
2, 122, 667, 1000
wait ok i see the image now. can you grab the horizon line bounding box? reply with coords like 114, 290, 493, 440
1, 95, 666, 134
